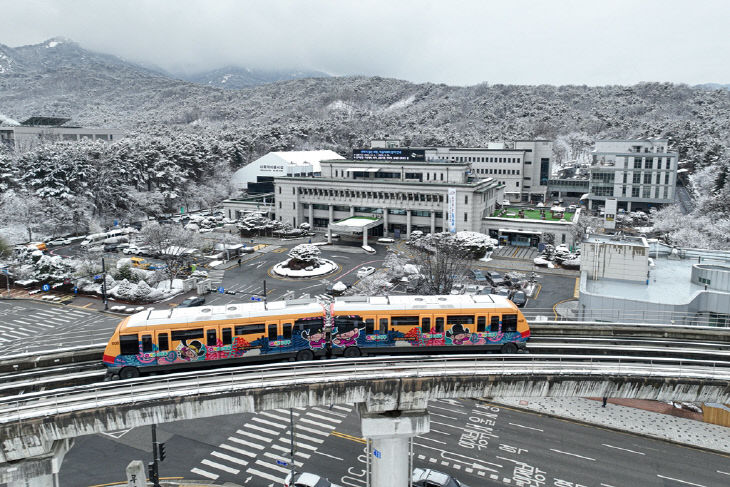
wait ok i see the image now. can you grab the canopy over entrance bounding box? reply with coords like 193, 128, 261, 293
328, 216, 383, 247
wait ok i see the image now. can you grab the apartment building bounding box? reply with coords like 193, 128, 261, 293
0, 117, 124, 151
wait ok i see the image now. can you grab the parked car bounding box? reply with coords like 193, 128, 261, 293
48, 238, 71, 246
284, 472, 341, 487
103, 243, 120, 253
471, 269, 487, 282
178, 296, 206, 308
495, 287, 511, 298
477, 286, 496, 295
555, 244, 570, 254
465, 284, 483, 295
357, 266, 376, 278
450, 283, 465, 295
377, 237, 395, 244
510, 290, 528, 307
486, 271, 506, 286
412, 468, 469, 487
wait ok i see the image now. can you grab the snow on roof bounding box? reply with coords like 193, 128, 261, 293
333, 294, 512, 313
270, 150, 344, 172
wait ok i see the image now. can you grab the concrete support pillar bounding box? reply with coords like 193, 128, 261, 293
2, 439, 73, 487
430, 211, 435, 234
406, 209, 412, 238
308, 205, 314, 227
350, 206, 355, 216
327, 228, 332, 245
360, 405, 430, 487
383, 209, 389, 237
626, 201, 632, 211
329, 204, 334, 224
362, 228, 368, 247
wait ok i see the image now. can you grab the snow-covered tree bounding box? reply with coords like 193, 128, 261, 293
141, 223, 200, 285
288, 244, 321, 264
0, 190, 46, 241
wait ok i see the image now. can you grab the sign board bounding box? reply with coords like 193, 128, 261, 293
94, 274, 102, 280
604, 198, 618, 230
373, 449, 382, 458
42, 284, 50, 291
448, 188, 457, 233
180, 206, 185, 214
113, 220, 119, 227
352, 149, 425, 161
73, 287, 78, 294
276, 460, 288, 466
218, 287, 225, 294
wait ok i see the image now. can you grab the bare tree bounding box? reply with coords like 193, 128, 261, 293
410, 233, 471, 294
0, 190, 46, 241
141, 223, 201, 286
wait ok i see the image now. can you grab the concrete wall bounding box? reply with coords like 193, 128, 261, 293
581, 238, 649, 282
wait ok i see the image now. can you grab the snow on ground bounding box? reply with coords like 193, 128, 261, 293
382, 95, 415, 113
156, 279, 184, 291
272, 258, 337, 278
0, 224, 31, 244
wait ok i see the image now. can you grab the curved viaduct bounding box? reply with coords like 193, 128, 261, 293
1, 354, 729, 485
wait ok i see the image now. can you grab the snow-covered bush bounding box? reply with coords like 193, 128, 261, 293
288, 244, 321, 265
111, 279, 135, 300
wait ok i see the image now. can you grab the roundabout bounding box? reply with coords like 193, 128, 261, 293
268, 243, 342, 281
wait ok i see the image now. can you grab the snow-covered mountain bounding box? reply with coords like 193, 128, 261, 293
178, 66, 329, 89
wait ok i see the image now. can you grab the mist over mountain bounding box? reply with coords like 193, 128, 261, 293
176, 66, 330, 90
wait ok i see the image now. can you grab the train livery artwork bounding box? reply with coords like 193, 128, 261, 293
103, 295, 529, 379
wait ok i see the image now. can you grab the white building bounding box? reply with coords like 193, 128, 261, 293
578, 234, 730, 326
274, 158, 504, 239
0, 117, 124, 151
417, 140, 553, 203
230, 150, 344, 193
589, 139, 678, 211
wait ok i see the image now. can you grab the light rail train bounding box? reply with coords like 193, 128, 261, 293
103, 294, 530, 379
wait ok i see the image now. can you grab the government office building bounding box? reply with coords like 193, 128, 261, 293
273, 158, 504, 238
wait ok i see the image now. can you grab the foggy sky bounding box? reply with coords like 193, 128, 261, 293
1, 0, 728, 86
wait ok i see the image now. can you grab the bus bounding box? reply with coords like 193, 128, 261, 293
103, 294, 529, 379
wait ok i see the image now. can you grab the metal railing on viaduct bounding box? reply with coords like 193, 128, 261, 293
1, 353, 729, 486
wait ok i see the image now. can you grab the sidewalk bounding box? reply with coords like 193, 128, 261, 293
492, 396, 730, 454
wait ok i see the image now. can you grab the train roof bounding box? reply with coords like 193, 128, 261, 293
333, 294, 515, 313
124, 298, 324, 328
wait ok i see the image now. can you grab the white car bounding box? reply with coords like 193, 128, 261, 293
199, 228, 214, 233
285, 472, 341, 487
555, 244, 570, 254
377, 237, 395, 244
357, 266, 376, 278
48, 238, 71, 246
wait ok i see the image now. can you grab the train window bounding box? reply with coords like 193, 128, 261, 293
171, 329, 204, 341
447, 315, 475, 326
234, 323, 265, 336
477, 317, 486, 333
158, 333, 169, 351
503, 314, 518, 332
221, 328, 232, 346
334, 315, 362, 332
268, 324, 278, 342
282, 323, 292, 340
120, 334, 139, 355
295, 317, 324, 329
365, 319, 375, 335
141, 335, 153, 353
421, 317, 431, 333
379, 318, 389, 333
206, 329, 217, 347
490, 316, 500, 332
435, 317, 444, 333
392, 316, 419, 327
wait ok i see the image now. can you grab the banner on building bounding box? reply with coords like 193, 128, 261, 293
448, 188, 457, 233
352, 149, 425, 161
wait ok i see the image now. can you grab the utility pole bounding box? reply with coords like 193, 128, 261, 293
149, 424, 161, 487
289, 408, 297, 480
263, 279, 267, 309
2, 268, 10, 297
101, 257, 108, 310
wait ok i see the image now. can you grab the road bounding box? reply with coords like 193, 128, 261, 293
675, 183, 695, 214
60, 398, 730, 486
0, 299, 120, 356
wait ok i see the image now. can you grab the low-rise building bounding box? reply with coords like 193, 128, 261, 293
482, 205, 580, 247
0, 117, 124, 151
274, 158, 504, 240
230, 150, 344, 194
578, 234, 730, 326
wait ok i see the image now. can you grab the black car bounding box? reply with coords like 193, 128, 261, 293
510, 290, 527, 307
103, 243, 119, 252
178, 296, 206, 308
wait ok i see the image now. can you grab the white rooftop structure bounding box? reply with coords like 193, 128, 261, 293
231, 150, 344, 190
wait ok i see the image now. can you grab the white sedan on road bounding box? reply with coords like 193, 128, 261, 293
357, 266, 376, 278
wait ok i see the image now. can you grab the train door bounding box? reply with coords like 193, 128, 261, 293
266, 322, 279, 354
376, 316, 390, 348
488, 314, 501, 341
155, 329, 170, 363
205, 326, 219, 358
140, 333, 154, 359
363, 316, 377, 350
220, 326, 233, 356
475, 315, 487, 344
281, 322, 293, 351
432, 314, 446, 346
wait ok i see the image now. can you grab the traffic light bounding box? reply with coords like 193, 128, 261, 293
158, 442, 166, 462
147, 462, 158, 483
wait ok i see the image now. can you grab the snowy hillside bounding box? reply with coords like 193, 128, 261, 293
178, 65, 330, 89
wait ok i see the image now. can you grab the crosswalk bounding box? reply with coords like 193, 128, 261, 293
191, 404, 353, 483
0, 301, 120, 355
207, 269, 225, 286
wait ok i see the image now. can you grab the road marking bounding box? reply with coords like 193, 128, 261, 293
315, 450, 345, 461
82, 303, 93, 308
271, 443, 311, 459
219, 443, 257, 458
601, 483, 619, 487
656, 475, 707, 487
430, 412, 458, 420
417, 436, 446, 445
263, 451, 303, 467
718, 470, 730, 476
549, 449, 595, 461
251, 417, 286, 429
228, 437, 265, 450
201, 459, 239, 474
429, 404, 465, 414
573, 277, 580, 298
211, 451, 249, 466
235, 430, 273, 443
331, 431, 366, 444
190, 467, 218, 480
508, 422, 543, 432
255, 458, 289, 474
602, 444, 645, 455
245, 467, 284, 484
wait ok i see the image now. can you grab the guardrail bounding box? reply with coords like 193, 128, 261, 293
2, 354, 729, 423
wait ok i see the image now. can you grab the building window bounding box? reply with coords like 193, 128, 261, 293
516, 181, 519, 187
465, 195, 468, 204
632, 187, 640, 197
633, 173, 641, 184
293, 202, 296, 209
540, 158, 550, 185
642, 186, 651, 198
278, 187, 282, 194
633, 158, 641, 169
279, 202, 282, 208
644, 173, 652, 184
665, 173, 670, 184
440, 173, 444, 181
464, 212, 468, 222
